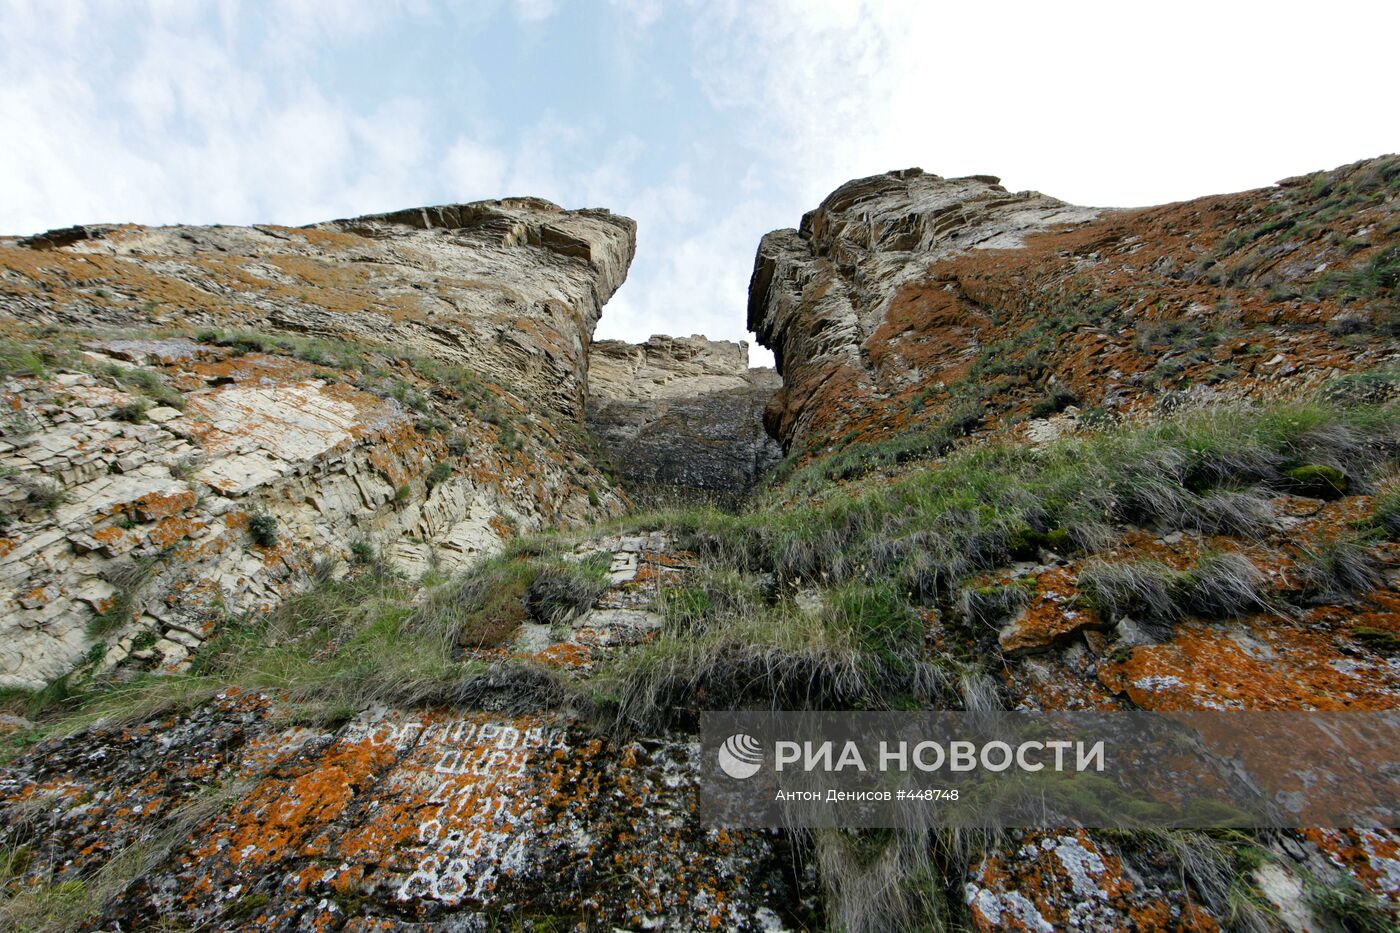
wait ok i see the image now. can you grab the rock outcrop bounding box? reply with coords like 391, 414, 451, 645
5, 198, 634, 421
748, 169, 1099, 451
743, 156, 1400, 927
2, 156, 1399, 932
0, 199, 635, 688
0, 531, 812, 931
586, 334, 782, 495
749, 158, 1400, 454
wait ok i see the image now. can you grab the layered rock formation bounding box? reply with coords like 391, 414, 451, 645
750, 159, 1399, 453
749, 169, 1100, 451
586, 334, 782, 495
5, 198, 633, 420
0, 199, 634, 688
1, 156, 1398, 932
744, 156, 1400, 927
0, 532, 811, 931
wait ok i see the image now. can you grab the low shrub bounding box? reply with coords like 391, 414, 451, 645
112, 400, 149, 423
524, 556, 609, 626
247, 512, 278, 547
1029, 388, 1078, 419
349, 539, 376, 565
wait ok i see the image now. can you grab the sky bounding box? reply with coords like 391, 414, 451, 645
3, 1, 1398, 368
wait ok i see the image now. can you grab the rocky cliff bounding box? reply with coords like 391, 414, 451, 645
739, 157, 1400, 928
750, 160, 1398, 454
1, 157, 1398, 932
0, 199, 634, 689
586, 334, 782, 496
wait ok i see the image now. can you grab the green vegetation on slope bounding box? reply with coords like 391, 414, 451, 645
4, 370, 1395, 749
2, 370, 1396, 932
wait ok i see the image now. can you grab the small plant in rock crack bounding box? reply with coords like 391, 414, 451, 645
247, 511, 279, 547
90, 557, 159, 636
1296, 534, 1385, 601
112, 400, 149, 423
425, 461, 452, 489
349, 539, 376, 565
21, 477, 67, 515
957, 582, 1031, 629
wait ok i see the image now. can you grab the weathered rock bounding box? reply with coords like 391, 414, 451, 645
586, 334, 782, 495
749, 157, 1400, 454
0, 197, 637, 689
3, 197, 634, 421
748, 169, 1099, 451
0, 690, 806, 930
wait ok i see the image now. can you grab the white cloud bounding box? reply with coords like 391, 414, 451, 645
510, 0, 558, 23
442, 139, 510, 202
689, 0, 1400, 208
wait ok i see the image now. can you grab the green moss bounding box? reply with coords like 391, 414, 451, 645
1007, 526, 1073, 559
221, 892, 271, 922
1351, 627, 1400, 651
1284, 464, 1348, 499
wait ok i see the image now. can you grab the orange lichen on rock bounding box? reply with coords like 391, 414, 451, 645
1099, 615, 1400, 710
998, 567, 1104, 657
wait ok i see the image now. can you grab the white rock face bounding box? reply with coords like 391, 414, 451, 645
588, 333, 756, 400
0, 196, 637, 689
0, 343, 619, 688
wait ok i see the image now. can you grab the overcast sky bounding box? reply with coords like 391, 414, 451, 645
4, 1, 1397, 366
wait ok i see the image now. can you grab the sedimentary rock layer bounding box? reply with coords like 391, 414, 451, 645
749, 158, 1400, 453
0, 200, 635, 688
586, 334, 782, 494
3, 197, 635, 420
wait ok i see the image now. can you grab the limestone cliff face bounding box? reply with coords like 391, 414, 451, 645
749, 158, 1400, 454
748, 169, 1099, 451
6, 197, 634, 421
0, 200, 635, 688
585, 334, 782, 495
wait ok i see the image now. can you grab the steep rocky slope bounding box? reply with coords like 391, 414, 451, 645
586, 334, 782, 497
750, 159, 1398, 454
1, 157, 1399, 932
0, 199, 633, 689
737, 156, 1400, 928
